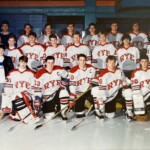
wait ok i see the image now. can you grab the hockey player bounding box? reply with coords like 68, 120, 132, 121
92, 31, 116, 71
1, 56, 39, 123
20, 32, 45, 71
5, 36, 23, 68
128, 22, 149, 50
34, 56, 69, 120
116, 34, 140, 79
44, 34, 65, 67
83, 23, 99, 51
60, 22, 75, 47
38, 23, 60, 45
17, 23, 33, 47
131, 53, 150, 119
69, 54, 96, 118
106, 22, 123, 49
91, 55, 133, 121
64, 31, 91, 68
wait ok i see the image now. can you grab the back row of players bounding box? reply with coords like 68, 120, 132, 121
0, 21, 150, 124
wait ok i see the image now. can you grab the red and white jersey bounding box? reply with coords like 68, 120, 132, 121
98, 68, 126, 102
4, 47, 23, 68
38, 34, 60, 45
131, 68, 150, 100
106, 32, 123, 49
44, 44, 65, 67
116, 46, 140, 71
4, 68, 35, 95
64, 43, 91, 68
34, 66, 68, 97
92, 42, 116, 69
128, 31, 149, 50
20, 42, 45, 70
61, 34, 74, 47
69, 64, 95, 97
83, 34, 99, 51
17, 35, 29, 47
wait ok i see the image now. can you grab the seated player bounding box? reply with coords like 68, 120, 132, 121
1, 56, 39, 124
34, 56, 69, 121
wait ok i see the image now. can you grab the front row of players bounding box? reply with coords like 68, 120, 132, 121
0, 53, 150, 124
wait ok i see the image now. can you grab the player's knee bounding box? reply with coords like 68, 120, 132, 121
122, 88, 132, 100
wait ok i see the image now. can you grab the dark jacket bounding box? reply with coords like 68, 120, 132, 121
3, 55, 14, 77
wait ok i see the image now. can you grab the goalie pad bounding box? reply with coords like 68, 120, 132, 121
133, 94, 145, 115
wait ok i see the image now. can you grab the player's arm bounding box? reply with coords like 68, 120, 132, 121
136, 48, 140, 68
63, 47, 70, 69
4, 72, 13, 95
86, 46, 92, 64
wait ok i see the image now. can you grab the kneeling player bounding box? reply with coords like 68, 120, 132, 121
34, 56, 69, 121
1, 56, 38, 124
131, 53, 150, 121
91, 55, 133, 121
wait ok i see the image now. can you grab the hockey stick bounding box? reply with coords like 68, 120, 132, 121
71, 104, 93, 131
34, 88, 92, 130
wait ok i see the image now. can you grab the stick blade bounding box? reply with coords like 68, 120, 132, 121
34, 124, 43, 130
71, 125, 77, 131
8, 126, 15, 132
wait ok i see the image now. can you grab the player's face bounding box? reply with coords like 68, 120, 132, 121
123, 38, 130, 45
45, 25, 52, 34
28, 35, 36, 43
8, 38, 16, 46
50, 38, 57, 46
24, 25, 32, 34
78, 57, 86, 68
132, 23, 139, 31
111, 23, 118, 31
99, 34, 106, 43
89, 26, 96, 34
140, 59, 148, 69
1, 24, 9, 32
0, 48, 4, 56
46, 59, 54, 70
73, 34, 80, 43
67, 24, 74, 33
19, 60, 27, 69
107, 60, 116, 70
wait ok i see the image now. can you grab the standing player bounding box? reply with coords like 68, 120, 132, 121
38, 23, 60, 45
60, 22, 75, 47
34, 56, 69, 120
116, 34, 140, 79
83, 23, 99, 51
20, 32, 45, 71
69, 54, 96, 118
17, 23, 33, 47
128, 22, 149, 50
64, 31, 91, 68
92, 31, 116, 71
44, 34, 65, 67
92, 55, 133, 121
5, 36, 23, 68
106, 22, 123, 49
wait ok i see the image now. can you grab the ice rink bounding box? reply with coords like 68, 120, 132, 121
1, 110, 150, 150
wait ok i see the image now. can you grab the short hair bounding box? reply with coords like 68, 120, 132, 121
67, 22, 75, 27
28, 32, 37, 38
121, 34, 131, 42
24, 23, 33, 29
132, 21, 139, 25
73, 31, 81, 37
106, 55, 117, 63
77, 54, 87, 60
111, 21, 118, 25
98, 31, 106, 37
45, 56, 55, 62
49, 34, 57, 40
19, 56, 28, 63
1, 21, 10, 28
44, 23, 53, 29
140, 52, 149, 61
8, 35, 16, 41
89, 23, 96, 29
0, 45, 5, 50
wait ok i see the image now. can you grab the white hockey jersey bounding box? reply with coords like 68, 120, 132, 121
60, 34, 74, 47
17, 35, 29, 47
98, 68, 126, 102
34, 66, 68, 98
64, 43, 91, 68
20, 42, 45, 70
83, 34, 99, 51
44, 44, 65, 67
131, 68, 150, 100
69, 64, 95, 97
145, 44, 150, 67
116, 46, 140, 70
128, 31, 149, 50
4, 68, 35, 95
106, 32, 123, 49
92, 42, 116, 69
4, 47, 23, 68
